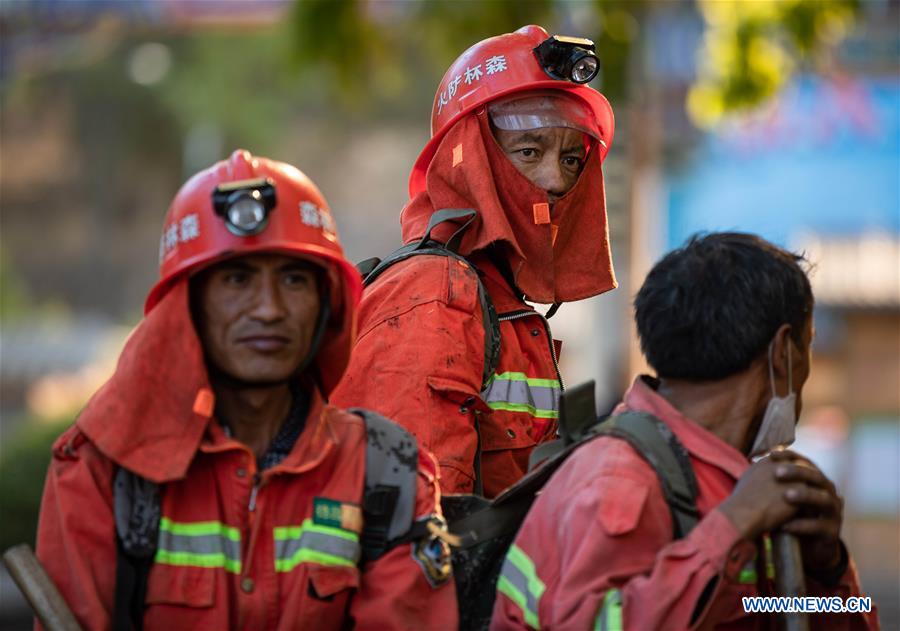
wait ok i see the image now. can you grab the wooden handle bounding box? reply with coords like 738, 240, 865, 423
2, 544, 83, 631
772, 532, 810, 631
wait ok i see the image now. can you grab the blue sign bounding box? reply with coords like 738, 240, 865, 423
666, 76, 900, 249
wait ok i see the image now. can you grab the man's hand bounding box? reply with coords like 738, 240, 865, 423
718, 450, 844, 573
718, 455, 802, 540
769, 450, 844, 573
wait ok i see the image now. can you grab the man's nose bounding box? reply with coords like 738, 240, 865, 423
531, 160, 570, 200
250, 276, 287, 322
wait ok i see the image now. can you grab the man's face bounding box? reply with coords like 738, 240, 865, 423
493, 127, 587, 202
193, 253, 321, 384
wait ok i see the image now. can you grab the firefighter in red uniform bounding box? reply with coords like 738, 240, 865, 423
35, 150, 457, 630
492, 233, 879, 630
331, 25, 617, 497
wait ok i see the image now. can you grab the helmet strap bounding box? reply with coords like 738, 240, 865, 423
292, 294, 331, 384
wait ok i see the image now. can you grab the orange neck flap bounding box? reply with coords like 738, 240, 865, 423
77, 281, 214, 483
77, 277, 350, 482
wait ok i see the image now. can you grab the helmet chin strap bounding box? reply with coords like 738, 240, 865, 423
207, 297, 332, 392
292, 297, 331, 386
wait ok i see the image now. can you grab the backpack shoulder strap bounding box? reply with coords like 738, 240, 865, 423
352, 408, 420, 562
360, 208, 477, 286
112, 467, 160, 631
355, 408, 454, 586
594, 411, 700, 538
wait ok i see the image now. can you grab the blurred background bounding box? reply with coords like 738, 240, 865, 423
1, 0, 897, 626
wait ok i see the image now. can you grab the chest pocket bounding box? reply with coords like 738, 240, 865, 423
479, 370, 559, 451
264, 565, 360, 631
143, 515, 238, 612
481, 316, 561, 448
144, 563, 215, 610
478, 409, 540, 452
142, 570, 216, 631
308, 565, 360, 600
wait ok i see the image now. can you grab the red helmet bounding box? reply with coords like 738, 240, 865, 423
146, 148, 361, 313
409, 24, 615, 197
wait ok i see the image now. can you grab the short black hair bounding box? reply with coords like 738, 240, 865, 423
634, 232, 813, 381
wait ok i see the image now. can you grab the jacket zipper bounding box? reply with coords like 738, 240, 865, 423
497, 309, 565, 391
242, 472, 262, 581
248, 473, 261, 512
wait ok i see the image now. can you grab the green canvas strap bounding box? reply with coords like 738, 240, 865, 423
453, 404, 700, 548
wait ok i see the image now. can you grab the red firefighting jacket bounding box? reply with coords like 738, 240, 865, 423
331, 252, 562, 498
331, 109, 615, 498
36, 281, 458, 631
492, 376, 879, 630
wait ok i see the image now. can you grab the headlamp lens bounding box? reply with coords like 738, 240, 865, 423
570, 53, 599, 84
227, 193, 267, 235
211, 178, 277, 237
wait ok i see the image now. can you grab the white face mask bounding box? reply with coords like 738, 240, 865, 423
749, 340, 797, 458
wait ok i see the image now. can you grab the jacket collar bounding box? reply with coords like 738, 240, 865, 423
198, 387, 338, 477
620, 375, 749, 481
473, 254, 533, 314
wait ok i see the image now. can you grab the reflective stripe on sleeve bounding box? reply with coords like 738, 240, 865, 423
497, 543, 545, 629
738, 562, 758, 584
594, 588, 623, 631
155, 517, 242, 574
273, 519, 360, 572
482, 372, 561, 419
738, 540, 774, 584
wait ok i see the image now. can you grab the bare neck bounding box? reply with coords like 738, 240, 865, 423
655, 362, 768, 455
212, 383, 293, 460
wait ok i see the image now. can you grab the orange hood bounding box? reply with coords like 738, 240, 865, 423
77, 277, 355, 483
400, 110, 616, 303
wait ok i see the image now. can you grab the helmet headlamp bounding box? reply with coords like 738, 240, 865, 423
534, 35, 600, 85
212, 177, 277, 236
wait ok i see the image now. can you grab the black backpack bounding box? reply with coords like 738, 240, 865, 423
442, 381, 701, 631
113, 410, 427, 631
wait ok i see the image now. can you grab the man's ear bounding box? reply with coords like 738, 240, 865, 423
770, 323, 793, 380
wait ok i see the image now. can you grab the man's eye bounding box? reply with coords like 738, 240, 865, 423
223, 272, 248, 285
517, 148, 538, 159
561, 156, 584, 171
284, 272, 314, 287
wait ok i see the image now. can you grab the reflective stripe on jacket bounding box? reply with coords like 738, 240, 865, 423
331, 254, 561, 498
36, 393, 458, 631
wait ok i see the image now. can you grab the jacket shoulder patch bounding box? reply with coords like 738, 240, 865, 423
412, 530, 452, 588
